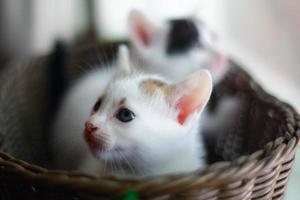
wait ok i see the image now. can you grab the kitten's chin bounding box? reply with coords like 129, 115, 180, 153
93, 145, 136, 161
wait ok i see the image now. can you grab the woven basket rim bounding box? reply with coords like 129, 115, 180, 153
0, 66, 299, 198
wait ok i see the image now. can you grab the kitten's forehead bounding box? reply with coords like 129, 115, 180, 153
140, 78, 174, 98
105, 74, 145, 99
105, 73, 171, 102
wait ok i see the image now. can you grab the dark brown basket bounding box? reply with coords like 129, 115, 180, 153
0, 43, 299, 200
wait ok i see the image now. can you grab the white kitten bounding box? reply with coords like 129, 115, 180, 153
128, 10, 228, 83
52, 46, 213, 178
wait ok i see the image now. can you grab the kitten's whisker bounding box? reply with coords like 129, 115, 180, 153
102, 148, 108, 175
130, 155, 146, 176
111, 156, 117, 175
76, 58, 97, 73
111, 159, 115, 175
98, 44, 110, 67
113, 157, 118, 175
117, 149, 135, 175
108, 158, 113, 175
115, 151, 125, 175
75, 64, 89, 74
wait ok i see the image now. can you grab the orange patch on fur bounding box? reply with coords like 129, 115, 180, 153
140, 79, 174, 98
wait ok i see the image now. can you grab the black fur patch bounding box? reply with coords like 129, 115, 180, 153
166, 19, 199, 55
48, 41, 69, 114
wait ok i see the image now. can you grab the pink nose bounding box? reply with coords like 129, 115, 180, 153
85, 122, 98, 134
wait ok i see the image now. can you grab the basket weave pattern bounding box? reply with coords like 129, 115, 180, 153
0, 44, 299, 200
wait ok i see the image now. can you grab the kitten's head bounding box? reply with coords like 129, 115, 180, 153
83, 46, 212, 176
128, 10, 227, 83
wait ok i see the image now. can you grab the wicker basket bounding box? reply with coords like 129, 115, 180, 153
0, 42, 299, 200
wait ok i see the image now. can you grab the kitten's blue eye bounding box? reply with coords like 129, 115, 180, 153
116, 108, 135, 123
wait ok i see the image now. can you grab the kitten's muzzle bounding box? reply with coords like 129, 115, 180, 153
84, 122, 106, 151
85, 122, 98, 134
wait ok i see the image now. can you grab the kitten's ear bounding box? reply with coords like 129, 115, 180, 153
169, 70, 212, 125
116, 45, 132, 74
128, 10, 161, 47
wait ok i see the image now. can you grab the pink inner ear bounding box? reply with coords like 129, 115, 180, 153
177, 92, 202, 125
136, 24, 150, 46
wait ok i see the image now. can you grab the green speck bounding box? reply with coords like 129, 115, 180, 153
122, 190, 139, 200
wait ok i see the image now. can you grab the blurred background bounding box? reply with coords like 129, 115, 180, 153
0, 0, 299, 199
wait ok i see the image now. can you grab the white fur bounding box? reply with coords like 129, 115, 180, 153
52, 47, 212, 178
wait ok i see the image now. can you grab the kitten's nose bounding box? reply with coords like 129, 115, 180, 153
85, 122, 98, 133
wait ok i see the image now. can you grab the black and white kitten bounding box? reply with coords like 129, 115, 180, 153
128, 10, 228, 83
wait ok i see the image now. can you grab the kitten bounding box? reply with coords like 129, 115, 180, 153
128, 10, 228, 83
52, 46, 213, 178
128, 11, 240, 136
